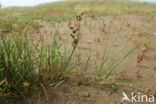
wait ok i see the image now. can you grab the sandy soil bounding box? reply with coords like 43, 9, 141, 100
17, 14, 156, 104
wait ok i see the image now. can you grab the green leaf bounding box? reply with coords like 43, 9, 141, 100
0, 79, 6, 86
23, 81, 30, 87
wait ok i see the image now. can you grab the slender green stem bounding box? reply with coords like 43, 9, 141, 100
104, 47, 135, 79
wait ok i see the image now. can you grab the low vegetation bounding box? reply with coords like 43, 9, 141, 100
0, 0, 156, 103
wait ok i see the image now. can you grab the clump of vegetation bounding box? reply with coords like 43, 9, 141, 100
0, 11, 86, 103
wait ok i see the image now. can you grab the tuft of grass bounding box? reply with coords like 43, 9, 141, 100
0, 33, 39, 101
76, 55, 91, 85
104, 47, 136, 79
0, 32, 71, 102
0, 12, 85, 103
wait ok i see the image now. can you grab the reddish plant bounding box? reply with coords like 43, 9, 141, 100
102, 24, 106, 33
137, 47, 148, 67
153, 67, 156, 71
127, 24, 131, 27
136, 70, 140, 78
131, 90, 137, 97
137, 55, 143, 67
147, 89, 152, 97
154, 90, 156, 95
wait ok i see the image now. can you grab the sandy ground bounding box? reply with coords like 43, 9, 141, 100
17, 14, 156, 104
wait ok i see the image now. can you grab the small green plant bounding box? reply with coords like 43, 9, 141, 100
0, 33, 39, 101
76, 55, 91, 85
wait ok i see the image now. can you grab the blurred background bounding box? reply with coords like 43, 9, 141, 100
0, 0, 155, 8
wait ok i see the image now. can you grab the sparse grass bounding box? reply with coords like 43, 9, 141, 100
0, 0, 155, 103
0, 12, 85, 103
0, 30, 78, 103
0, 0, 156, 22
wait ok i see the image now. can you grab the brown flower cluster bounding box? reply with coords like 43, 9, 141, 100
69, 12, 85, 48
